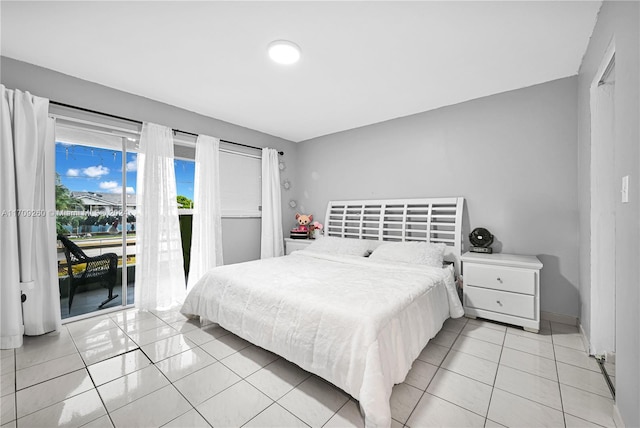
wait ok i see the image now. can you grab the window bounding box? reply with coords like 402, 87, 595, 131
53, 113, 266, 319
175, 159, 195, 211
174, 145, 262, 217
220, 151, 261, 217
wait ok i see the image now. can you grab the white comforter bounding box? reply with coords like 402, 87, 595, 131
181, 250, 464, 427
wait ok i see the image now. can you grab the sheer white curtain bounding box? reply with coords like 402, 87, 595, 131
1, 86, 60, 349
260, 148, 284, 258
186, 135, 223, 292
135, 123, 186, 310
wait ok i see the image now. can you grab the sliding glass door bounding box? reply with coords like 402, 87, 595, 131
53, 118, 265, 319
55, 126, 137, 319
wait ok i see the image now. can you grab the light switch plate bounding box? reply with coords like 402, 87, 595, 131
621, 175, 629, 203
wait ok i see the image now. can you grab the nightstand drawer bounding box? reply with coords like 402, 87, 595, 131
464, 286, 535, 319
284, 238, 312, 255
464, 264, 535, 295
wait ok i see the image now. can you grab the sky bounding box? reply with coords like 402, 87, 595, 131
55, 142, 195, 200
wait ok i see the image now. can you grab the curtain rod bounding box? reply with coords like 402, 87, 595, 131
49, 100, 284, 156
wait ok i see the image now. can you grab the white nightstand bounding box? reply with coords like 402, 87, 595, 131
284, 238, 313, 255
461, 252, 543, 333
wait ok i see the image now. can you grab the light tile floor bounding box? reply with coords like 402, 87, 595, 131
0, 310, 616, 428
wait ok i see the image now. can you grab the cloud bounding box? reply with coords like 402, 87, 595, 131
66, 168, 80, 177
82, 165, 110, 178
99, 181, 119, 190
111, 186, 135, 194
126, 156, 137, 172
99, 181, 134, 194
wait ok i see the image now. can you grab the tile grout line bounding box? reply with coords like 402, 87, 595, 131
13, 326, 88, 422
274, 374, 346, 427
12, 348, 17, 427
64, 322, 114, 428
242, 400, 306, 428
99, 312, 209, 427
180, 336, 308, 426
402, 318, 468, 427
191, 342, 310, 427
15, 313, 589, 428
483, 321, 507, 426
84, 358, 116, 428
549, 322, 569, 428
12, 367, 95, 421
116, 313, 203, 427
320, 400, 351, 428
151, 347, 212, 428
8, 317, 489, 426
550, 324, 617, 401
12, 314, 170, 427
554, 362, 616, 399
244, 357, 312, 415
74, 314, 176, 427
148, 313, 297, 428
493, 321, 602, 426
487, 324, 592, 421
551, 348, 616, 426
461, 320, 586, 424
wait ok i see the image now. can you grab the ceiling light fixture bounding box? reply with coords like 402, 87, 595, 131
268, 40, 301, 65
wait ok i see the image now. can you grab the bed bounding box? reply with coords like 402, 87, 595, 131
181, 197, 465, 427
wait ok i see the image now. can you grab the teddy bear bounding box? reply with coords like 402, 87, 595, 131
293, 213, 313, 232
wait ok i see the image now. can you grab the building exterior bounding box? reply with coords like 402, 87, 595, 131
71, 191, 137, 216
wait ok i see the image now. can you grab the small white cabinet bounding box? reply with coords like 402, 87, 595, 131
462, 252, 543, 333
284, 238, 312, 255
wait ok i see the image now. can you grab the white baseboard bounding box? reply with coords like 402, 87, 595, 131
613, 403, 625, 427
541, 311, 578, 326
607, 352, 616, 364
540, 311, 590, 353
578, 322, 591, 354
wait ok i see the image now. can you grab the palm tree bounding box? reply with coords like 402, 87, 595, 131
55, 173, 83, 210
55, 173, 84, 235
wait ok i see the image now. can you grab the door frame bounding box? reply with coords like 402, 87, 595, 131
589, 38, 616, 357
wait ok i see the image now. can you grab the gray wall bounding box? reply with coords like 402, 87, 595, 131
577, 2, 640, 426
296, 77, 580, 318
1, 56, 297, 264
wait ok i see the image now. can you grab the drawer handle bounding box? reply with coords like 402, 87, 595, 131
496, 300, 503, 306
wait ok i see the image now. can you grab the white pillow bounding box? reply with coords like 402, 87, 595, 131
368, 241, 446, 267
305, 236, 373, 257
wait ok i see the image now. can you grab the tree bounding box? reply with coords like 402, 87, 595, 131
70, 217, 80, 235
55, 173, 84, 235
177, 195, 193, 209
126, 213, 136, 233
55, 173, 83, 210
80, 215, 98, 233
56, 215, 72, 235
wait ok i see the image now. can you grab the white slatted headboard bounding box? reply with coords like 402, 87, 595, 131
324, 197, 465, 275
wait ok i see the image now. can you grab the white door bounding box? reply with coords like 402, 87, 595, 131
589, 45, 616, 357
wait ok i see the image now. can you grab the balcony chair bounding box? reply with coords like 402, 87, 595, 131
57, 235, 119, 311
